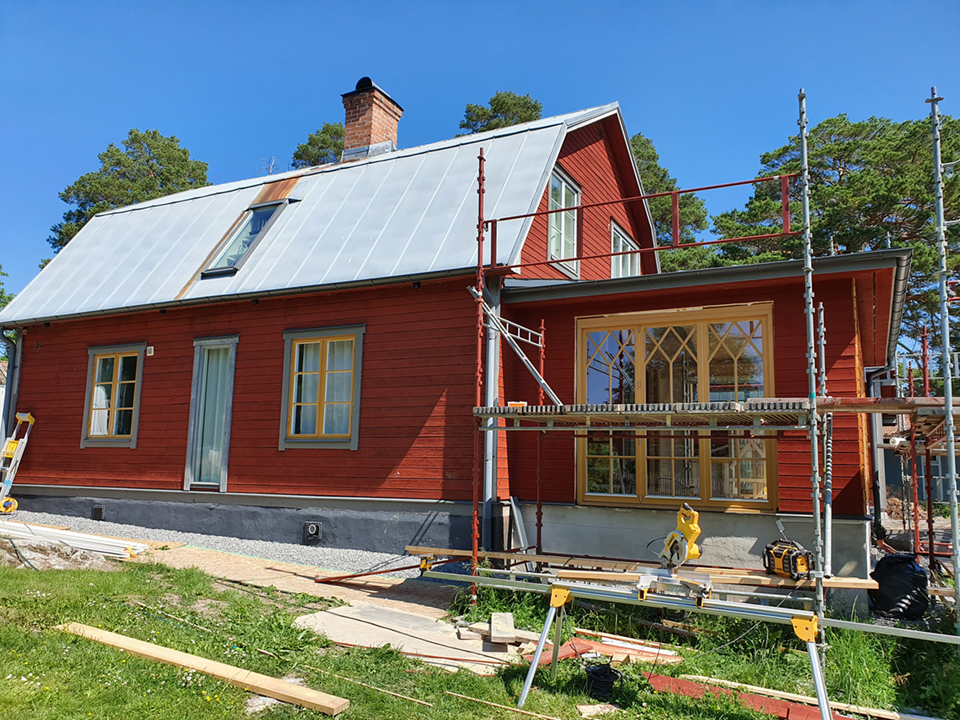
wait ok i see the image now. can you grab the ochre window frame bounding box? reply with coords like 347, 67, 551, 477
80, 342, 146, 449
278, 325, 365, 451
575, 303, 777, 512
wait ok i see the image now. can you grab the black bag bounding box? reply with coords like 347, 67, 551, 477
868, 554, 929, 620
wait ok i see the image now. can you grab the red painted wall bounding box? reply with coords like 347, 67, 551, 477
519, 121, 651, 281
13, 279, 482, 501
502, 275, 868, 516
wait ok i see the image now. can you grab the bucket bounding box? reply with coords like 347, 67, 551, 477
584, 663, 622, 700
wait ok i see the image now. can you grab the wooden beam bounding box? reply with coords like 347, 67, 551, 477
405, 545, 639, 570
817, 396, 960, 414
58, 623, 349, 715
554, 568, 878, 591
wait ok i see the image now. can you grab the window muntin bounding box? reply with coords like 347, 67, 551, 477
279, 325, 365, 451
548, 170, 579, 276
89, 353, 138, 437
578, 306, 773, 508
611, 223, 640, 279
81, 343, 146, 448
203, 202, 285, 277
289, 336, 355, 438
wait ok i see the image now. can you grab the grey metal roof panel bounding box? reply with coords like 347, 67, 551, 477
0, 104, 629, 326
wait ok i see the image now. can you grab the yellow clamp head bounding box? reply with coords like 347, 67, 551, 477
15, 413, 35, 426
791, 615, 818, 643
549, 586, 572, 608
418, 555, 434, 572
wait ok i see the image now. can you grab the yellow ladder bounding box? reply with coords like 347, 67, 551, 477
1, 412, 35, 513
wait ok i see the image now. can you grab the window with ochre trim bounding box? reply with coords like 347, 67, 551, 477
548, 169, 579, 277
279, 325, 365, 451
610, 222, 639, 279
81, 343, 146, 448
576, 305, 774, 509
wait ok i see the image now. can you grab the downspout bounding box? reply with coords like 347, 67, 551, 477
866, 363, 894, 542
1, 329, 22, 442
482, 279, 501, 550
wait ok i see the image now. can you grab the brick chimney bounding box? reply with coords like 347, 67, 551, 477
341, 77, 403, 162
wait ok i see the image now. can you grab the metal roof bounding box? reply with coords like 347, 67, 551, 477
1, 105, 622, 327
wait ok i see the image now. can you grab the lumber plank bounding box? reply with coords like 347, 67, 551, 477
58, 622, 349, 715
555, 568, 877, 590
405, 545, 639, 570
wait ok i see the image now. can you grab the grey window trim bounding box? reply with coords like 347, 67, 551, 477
279, 324, 365, 451
80, 342, 147, 449
183, 335, 239, 492
200, 199, 290, 279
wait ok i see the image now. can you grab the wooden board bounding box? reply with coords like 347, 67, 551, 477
59, 622, 349, 715
406, 545, 639, 571
555, 568, 878, 591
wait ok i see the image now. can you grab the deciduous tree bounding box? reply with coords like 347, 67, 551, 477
47, 129, 209, 253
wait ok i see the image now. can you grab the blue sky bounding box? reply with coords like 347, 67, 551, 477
1, 0, 957, 296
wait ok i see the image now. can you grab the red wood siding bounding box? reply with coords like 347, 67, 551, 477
501, 275, 869, 515
519, 122, 650, 281
13, 279, 482, 501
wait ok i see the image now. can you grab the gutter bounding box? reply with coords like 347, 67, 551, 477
0, 266, 478, 329
0, 329, 21, 441
502, 248, 914, 304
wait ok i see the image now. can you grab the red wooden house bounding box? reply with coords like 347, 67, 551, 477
0, 79, 908, 575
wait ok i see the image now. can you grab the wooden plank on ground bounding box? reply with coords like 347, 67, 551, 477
489, 612, 516, 644
58, 622, 349, 715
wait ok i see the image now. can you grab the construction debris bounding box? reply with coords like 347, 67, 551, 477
490, 612, 516, 644
59, 622, 349, 715
444, 691, 563, 720
577, 702, 622, 718
0, 536, 114, 571
523, 638, 681, 667
0, 520, 149, 558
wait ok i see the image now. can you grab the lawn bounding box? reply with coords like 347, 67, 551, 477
0, 561, 957, 719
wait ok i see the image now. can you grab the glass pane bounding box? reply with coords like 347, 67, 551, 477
673, 459, 699, 496
325, 371, 352, 403
292, 405, 317, 435
611, 436, 637, 495
294, 373, 319, 404
116, 382, 135, 409
326, 340, 354, 371
550, 176, 562, 207
96, 357, 115, 384
93, 383, 112, 408
709, 342, 735, 402
586, 330, 635, 405
209, 205, 278, 269
119, 355, 138, 382
738, 340, 764, 400
549, 223, 561, 259
296, 342, 321, 373
645, 326, 697, 404
586, 456, 610, 494
89, 409, 109, 436
196, 347, 230, 485
646, 459, 672, 496
114, 409, 133, 436
323, 403, 350, 435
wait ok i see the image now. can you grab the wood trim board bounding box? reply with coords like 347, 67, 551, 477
58, 622, 349, 715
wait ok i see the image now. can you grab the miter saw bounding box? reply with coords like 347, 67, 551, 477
636, 503, 712, 606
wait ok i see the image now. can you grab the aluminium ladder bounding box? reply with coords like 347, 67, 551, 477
0, 412, 35, 513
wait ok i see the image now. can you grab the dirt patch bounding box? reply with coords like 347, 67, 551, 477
244, 673, 305, 714
159, 593, 182, 607
0, 537, 116, 571
190, 597, 228, 618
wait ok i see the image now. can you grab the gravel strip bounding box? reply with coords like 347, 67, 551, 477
8, 510, 428, 579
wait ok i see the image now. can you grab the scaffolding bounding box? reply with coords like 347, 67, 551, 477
457, 89, 959, 644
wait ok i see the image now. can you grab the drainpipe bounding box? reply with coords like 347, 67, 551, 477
866, 363, 894, 542
1, 328, 22, 442
482, 280, 501, 550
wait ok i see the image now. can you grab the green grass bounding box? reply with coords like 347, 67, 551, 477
454, 582, 960, 719
0, 562, 779, 719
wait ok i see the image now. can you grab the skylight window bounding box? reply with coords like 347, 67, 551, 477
202, 201, 285, 278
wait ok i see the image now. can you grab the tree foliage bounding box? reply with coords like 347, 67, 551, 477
291, 123, 344, 168
0, 265, 12, 310
710, 113, 959, 345
48, 129, 209, 253
630, 132, 712, 272
459, 92, 542, 134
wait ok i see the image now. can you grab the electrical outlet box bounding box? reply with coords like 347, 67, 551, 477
303, 521, 322, 544
92, 505, 104, 521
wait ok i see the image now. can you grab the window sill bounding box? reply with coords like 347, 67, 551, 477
80, 438, 136, 449
550, 258, 580, 280
578, 494, 774, 513
280, 437, 357, 451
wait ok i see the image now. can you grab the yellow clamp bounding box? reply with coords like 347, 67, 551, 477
791, 615, 818, 643
550, 586, 571, 608
418, 555, 434, 572
15, 412, 35, 426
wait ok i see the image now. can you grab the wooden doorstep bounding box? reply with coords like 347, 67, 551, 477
58, 622, 349, 716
